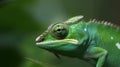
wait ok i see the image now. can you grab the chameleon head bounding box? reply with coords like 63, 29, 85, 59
35, 16, 89, 57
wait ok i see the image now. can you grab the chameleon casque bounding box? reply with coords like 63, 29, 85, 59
35, 16, 120, 67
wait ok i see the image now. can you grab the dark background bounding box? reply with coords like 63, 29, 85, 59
0, 0, 120, 67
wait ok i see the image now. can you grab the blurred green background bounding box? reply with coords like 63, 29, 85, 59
0, 0, 120, 67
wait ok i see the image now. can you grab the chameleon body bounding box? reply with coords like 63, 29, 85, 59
36, 16, 120, 67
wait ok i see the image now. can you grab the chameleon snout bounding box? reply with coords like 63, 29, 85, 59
36, 35, 45, 42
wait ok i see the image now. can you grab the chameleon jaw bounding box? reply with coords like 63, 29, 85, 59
36, 39, 78, 45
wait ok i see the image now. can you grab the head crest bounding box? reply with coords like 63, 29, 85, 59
63, 15, 84, 25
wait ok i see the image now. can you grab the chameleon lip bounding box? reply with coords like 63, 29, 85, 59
36, 39, 78, 45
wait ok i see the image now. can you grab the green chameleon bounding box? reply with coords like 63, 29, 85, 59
35, 16, 120, 67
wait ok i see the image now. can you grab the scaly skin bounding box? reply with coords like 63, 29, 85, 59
87, 21, 120, 67
35, 16, 120, 67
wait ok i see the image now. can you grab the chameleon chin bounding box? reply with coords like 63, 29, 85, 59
36, 15, 120, 67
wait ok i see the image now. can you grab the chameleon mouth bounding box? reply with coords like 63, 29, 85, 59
36, 39, 78, 45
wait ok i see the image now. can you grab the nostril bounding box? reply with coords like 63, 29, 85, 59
40, 36, 45, 42
36, 36, 45, 42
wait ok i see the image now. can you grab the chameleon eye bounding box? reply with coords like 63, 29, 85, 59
50, 24, 69, 39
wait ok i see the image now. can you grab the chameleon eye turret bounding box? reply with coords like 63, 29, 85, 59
50, 24, 69, 39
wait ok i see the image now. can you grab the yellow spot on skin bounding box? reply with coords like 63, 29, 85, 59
116, 42, 120, 49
